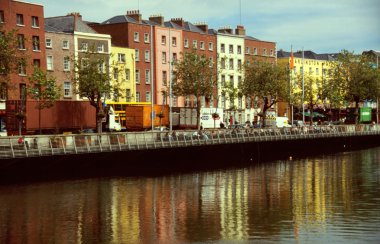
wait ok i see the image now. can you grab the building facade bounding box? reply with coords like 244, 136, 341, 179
109, 46, 136, 103
90, 10, 153, 103
45, 13, 112, 101
0, 0, 46, 135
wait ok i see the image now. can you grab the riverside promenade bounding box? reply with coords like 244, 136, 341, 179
0, 124, 379, 182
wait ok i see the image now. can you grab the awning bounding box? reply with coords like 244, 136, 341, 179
300, 111, 326, 117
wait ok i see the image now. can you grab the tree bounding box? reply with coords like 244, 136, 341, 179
330, 50, 380, 124
0, 28, 25, 93
240, 60, 289, 127
72, 47, 113, 133
172, 50, 218, 130
27, 67, 61, 134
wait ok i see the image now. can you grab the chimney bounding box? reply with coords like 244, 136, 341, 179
235, 25, 246, 36
171, 18, 185, 27
126, 10, 142, 23
67, 12, 82, 20
218, 26, 233, 34
195, 22, 208, 33
149, 14, 164, 26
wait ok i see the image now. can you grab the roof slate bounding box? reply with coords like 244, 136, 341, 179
45, 15, 97, 34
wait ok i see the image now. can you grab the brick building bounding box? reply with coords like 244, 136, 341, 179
90, 10, 153, 103
45, 13, 111, 100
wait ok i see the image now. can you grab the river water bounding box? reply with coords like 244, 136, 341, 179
0, 146, 379, 244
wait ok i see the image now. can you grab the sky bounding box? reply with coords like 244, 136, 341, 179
34, 0, 380, 54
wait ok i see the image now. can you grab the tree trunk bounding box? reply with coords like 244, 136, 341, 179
196, 97, 201, 130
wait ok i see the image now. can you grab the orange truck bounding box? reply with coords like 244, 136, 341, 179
125, 105, 169, 131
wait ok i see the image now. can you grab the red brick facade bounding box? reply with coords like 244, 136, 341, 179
91, 18, 153, 103
0, 0, 46, 100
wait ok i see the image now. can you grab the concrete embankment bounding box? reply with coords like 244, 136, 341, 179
0, 131, 379, 184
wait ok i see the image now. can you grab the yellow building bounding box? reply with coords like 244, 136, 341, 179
277, 50, 336, 119
108, 46, 136, 103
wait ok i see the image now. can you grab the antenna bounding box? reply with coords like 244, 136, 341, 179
138, 0, 140, 11
239, 0, 242, 25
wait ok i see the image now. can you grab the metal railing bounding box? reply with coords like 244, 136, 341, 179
0, 124, 379, 159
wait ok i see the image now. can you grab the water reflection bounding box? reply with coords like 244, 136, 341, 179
0, 147, 379, 243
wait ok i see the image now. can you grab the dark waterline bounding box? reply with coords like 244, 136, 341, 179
0, 147, 379, 243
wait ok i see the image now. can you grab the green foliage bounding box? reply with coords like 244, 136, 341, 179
72, 46, 112, 132
172, 50, 217, 99
331, 50, 379, 105
241, 60, 289, 103
0, 28, 26, 91
240, 60, 289, 125
172, 50, 217, 128
27, 67, 61, 109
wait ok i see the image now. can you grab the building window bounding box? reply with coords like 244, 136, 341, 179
221, 43, 225, 53
125, 69, 130, 80
16, 14, 24, 26
162, 71, 167, 85
172, 37, 177, 46
47, 56, 53, 70
145, 50, 150, 62
246, 47, 250, 54
146, 91, 151, 102
134, 32, 139, 42
162, 52, 167, 64
19, 84, 26, 100
229, 59, 234, 70
63, 56, 70, 71
184, 39, 189, 48
97, 44, 104, 53
270, 49, 274, 56
263, 48, 267, 55
80, 42, 88, 52
118, 53, 126, 63
229, 44, 233, 54
17, 34, 25, 49
144, 33, 150, 43
32, 36, 40, 51
33, 59, 40, 68
0, 82, 7, 100
113, 68, 118, 80
0, 11, 4, 23
64, 81, 72, 97
98, 62, 105, 73
209, 42, 213, 51
136, 92, 140, 102
316, 68, 319, 75
221, 75, 226, 87
62, 40, 69, 49
136, 69, 140, 83
192, 40, 197, 49
237, 45, 242, 54
200, 41, 205, 50
18, 61, 26, 75
31, 16, 39, 28
253, 48, 257, 55
221, 58, 226, 69
309, 67, 312, 73
238, 59, 242, 70
161, 35, 166, 45
46, 38, 52, 48
135, 49, 140, 61
172, 53, 177, 63
238, 96, 243, 109
126, 89, 131, 102
209, 57, 213, 67
145, 69, 151, 84
229, 75, 234, 85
